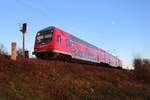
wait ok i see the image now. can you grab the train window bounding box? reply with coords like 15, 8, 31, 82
66, 39, 70, 47
57, 35, 61, 42
36, 30, 53, 44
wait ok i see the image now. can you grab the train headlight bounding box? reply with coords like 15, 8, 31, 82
37, 33, 40, 36
35, 49, 38, 51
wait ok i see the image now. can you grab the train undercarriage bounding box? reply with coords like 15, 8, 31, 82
34, 51, 122, 70
35, 51, 72, 62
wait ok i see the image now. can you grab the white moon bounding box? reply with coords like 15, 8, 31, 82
112, 21, 115, 25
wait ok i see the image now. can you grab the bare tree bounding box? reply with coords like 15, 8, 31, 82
143, 59, 150, 64
133, 58, 150, 83
0, 43, 8, 55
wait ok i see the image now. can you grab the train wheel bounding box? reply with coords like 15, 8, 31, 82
65, 55, 72, 62
35, 54, 42, 59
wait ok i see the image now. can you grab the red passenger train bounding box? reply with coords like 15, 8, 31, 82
33, 26, 122, 67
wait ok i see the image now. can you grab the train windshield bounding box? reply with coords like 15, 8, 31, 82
36, 30, 53, 44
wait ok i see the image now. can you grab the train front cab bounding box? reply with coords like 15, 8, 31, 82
33, 27, 72, 60
33, 27, 56, 59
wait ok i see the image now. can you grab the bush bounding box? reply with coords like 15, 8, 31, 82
16, 48, 23, 56
0, 43, 8, 55
133, 58, 150, 83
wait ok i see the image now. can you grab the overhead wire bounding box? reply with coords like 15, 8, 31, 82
32, 0, 50, 13
14, 0, 51, 21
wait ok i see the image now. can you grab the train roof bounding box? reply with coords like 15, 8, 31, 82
39, 26, 99, 49
38, 26, 55, 33
44, 27, 113, 51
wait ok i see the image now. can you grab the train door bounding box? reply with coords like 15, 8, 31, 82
104, 52, 108, 64
96, 55, 100, 62
71, 41, 78, 58
99, 50, 102, 62
56, 30, 62, 51
65, 38, 71, 53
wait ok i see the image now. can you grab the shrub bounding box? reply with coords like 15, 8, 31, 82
133, 58, 150, 83
0, 43, 8, 55
16, 48, 23, 56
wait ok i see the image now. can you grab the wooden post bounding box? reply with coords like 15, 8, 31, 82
11, 42, 16, 60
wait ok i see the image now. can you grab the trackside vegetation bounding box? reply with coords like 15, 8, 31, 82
0, 54, 150, 100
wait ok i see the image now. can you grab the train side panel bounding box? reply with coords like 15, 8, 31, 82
98, 49, 106, 63
53, 28, 72, 56
70, 38, 99, 63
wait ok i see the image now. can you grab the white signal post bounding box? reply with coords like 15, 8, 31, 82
23, 32, 25, 57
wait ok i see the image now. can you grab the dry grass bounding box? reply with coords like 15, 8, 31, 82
0, 54, 150, 100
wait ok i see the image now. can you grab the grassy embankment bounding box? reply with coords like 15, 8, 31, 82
0, 55, 150, 100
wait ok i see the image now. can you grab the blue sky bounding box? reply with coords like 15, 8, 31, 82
0, 0, 150, 68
